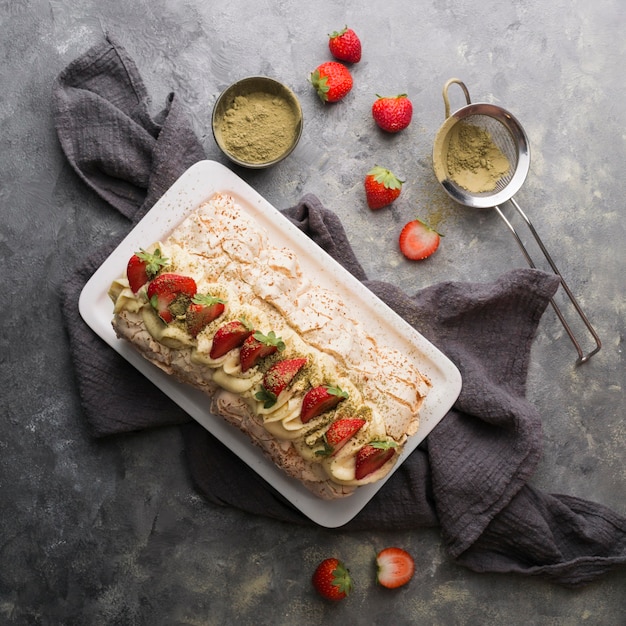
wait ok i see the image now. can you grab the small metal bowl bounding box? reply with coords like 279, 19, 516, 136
212, 76, 303, 169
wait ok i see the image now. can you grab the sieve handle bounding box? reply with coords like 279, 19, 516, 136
442, 78, 472, 119
494, 201, 602, 364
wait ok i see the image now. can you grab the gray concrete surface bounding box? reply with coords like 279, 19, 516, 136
1, 0, 625, 624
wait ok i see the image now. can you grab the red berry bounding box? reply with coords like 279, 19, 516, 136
398, 219, 442, 261
256, 358, 308, 408
209, 319, 254, 359
126, 248, 168, 293
185, 294, 226, 338
364, 166, 404, 210
317, 418, 366, 457
239, 331, 285, 372
147, 273, 197, 323
300, 385, 348, 423
376, 547, 415, 589
328, 26, 362, 64
372, 94, 413, 133
309, 62, 353, 103
312, 558, 352, 601
354, 441, 397, 480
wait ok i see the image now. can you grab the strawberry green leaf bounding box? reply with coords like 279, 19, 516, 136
136, 248, 169, 277
369, 440, 398, 450
366, 166, 404, 190
253, 330, 286, 351
192, 293, 226, 306
255, 386, 278, 409
315, 441, 334, 457
326, 385, 349, 399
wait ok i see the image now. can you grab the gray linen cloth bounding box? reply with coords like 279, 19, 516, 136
54, 35, 626, 588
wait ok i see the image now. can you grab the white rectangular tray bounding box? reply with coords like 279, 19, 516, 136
79, 160, 462, 527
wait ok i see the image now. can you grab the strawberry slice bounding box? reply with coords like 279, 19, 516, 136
300, 385, 349, 423
126, 248, 168, 293
376, 547, 415, 589
256, 357, 308, 409
185, 294, 226, 338
398, 219, 442, 261
239, 330, 285, 372
146, 273, 197, 323
354, 441, 397, 480
316, 418, 366, 457
209, 319, 254, 359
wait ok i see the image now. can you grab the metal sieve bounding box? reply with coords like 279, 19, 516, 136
433, 78, 601, 363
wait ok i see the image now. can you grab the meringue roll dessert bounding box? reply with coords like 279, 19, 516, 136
108, 193, 431, 499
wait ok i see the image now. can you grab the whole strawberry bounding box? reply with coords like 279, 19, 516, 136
328, 26, 361, 63
372, 94, 413, 133
309, 61, 353, 103
312, 558, 352, 601
364, 166, 404, 209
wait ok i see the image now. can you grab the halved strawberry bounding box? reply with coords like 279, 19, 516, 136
316, 418, 366, 457
209, 319, 254, 359
376, 547, 415, 589
185, 293, 226, 338
300, 385, 349, 423
239, 331, 286, 372
126, 248, 168, 293
398, 219, 442, 261
256, 358, 308, 409
147, 273, 197, 323
354, 441, 397, 479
